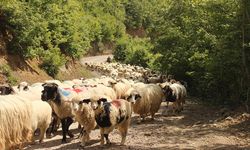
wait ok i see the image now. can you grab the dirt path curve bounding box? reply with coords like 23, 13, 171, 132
80, 54, 113, 64
24, 55, 250, 150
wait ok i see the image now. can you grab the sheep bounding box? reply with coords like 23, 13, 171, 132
91, 98, 133, 146
161, 83, 187, 113
41, 82, 77, 143
0, 84, 15, 95
0, 96, 33, 150
71, 98, 96, 147
110, 81, 132, 99
31, 100, 52, 143
125, 84, 164, 121
17, 81, 29, 91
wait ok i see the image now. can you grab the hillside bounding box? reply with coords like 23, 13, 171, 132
0, 29, 103, 84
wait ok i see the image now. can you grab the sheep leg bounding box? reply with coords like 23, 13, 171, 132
176, 101, 182, 113
39, 127, 46, 143
66, 117, 74, 138
48, 115, 58, 137
86, 132, 90, 141
118, 122, 129, 145
61, 118, 67, 143
100, 128, 105, 146
180, 99, 184, 111
104, 134, 111, 145
80, 130, 87, 147
172, 102, 177, 114
150, 112, 155, 120
31, 134, 35, 144
78, 123, 81, 129
166, 101, 169, 108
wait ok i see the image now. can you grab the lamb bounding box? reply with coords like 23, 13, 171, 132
71, 98, 96, 147
161, 83, 187, 113
31, 100, 52, 143
91, 98, 133, 146
125, 84, 164, 121
0, 96, 33, 150
41, 82, 77, 143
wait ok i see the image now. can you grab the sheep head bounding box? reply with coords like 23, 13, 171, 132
125, 90, 141, 104
91, 98, 107, 110
41, 83, 59, 103
0, 84, 15, 95
162, 85, 176, 102
72, 99, 91, 113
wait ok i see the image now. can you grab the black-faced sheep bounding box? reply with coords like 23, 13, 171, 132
161, 83, 187, 113
41, 83, 76, 143
91, 98, 133, 146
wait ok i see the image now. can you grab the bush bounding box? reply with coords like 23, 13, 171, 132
0, 64, 17, 85
40, 48, 65, 78
114, 36, 154, 67
124, 37, 152, 67
113, 37, 129, 62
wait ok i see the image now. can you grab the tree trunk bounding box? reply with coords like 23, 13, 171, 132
241, 0, 250, 110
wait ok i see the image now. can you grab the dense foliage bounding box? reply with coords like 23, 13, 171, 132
0, 0, 249, 105
121, 0, 250, 105
0, 0, 126, 77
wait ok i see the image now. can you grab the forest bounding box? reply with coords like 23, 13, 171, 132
0, 0, 249, 106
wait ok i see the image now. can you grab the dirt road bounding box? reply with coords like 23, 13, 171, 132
25, 99, 250, 150
80, 55, 113, 64
24, 55, 250, 150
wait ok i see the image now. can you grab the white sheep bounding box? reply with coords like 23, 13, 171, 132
16, 85, 43, 101
110, 81, 132, 99
91, 98, 133, 146
0, 96, 33, 150
31, 100, 52, 143
71, 98, 96, 147
125, 84, 164, 121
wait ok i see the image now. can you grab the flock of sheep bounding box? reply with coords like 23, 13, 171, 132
0, 61, 187, 150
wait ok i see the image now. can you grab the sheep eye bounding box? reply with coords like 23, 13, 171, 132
135, 94, 141, 100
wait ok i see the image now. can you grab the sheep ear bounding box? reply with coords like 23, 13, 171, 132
98, 98, 107, 104
159, 83, 164, 88
109, 80, 117, 85
52, 83, 58, 87
23, 86, 29, 91
79, 99, 91, 104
